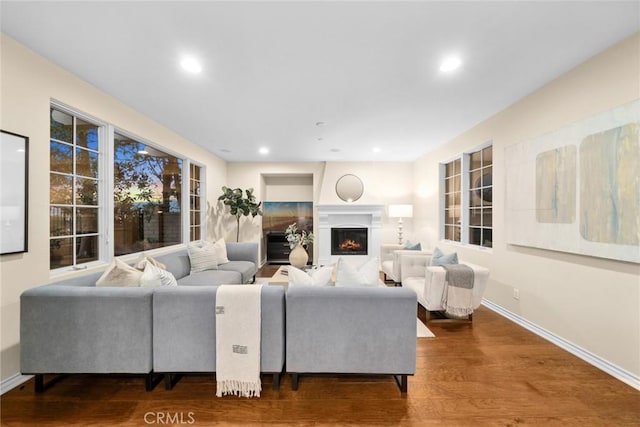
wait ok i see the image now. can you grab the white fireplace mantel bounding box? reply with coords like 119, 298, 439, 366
316, 204, 385, 265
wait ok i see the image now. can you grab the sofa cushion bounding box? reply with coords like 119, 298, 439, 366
154, 249, 191, 280
218, 261, 256, 284
96, 258, 143, 287
335, 257, 379, 287
177, 269, 242, 286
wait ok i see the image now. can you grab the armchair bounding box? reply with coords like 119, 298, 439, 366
380, 244, 430, 285
400, 254, 489, 321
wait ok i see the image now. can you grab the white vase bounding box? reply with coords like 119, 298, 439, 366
289, 244, 308, 269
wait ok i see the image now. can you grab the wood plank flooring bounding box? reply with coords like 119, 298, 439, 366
2, 265, 638, 426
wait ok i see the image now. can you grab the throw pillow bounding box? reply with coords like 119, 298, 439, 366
430, 247, 459, 266
335, 257, 380, 287
140, 262, 178, 287
134, 253, 167, 270
287, 265, 333, 288
96, 258, 143, 287
404, 241, 422, 251
203, 238, 230, 265
188, 243, 218, 273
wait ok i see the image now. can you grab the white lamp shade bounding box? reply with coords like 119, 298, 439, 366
388, 204, 413, 218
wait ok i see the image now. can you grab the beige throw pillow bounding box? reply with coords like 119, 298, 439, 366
188, 243, 218, 273
203, 238, 230, 265
96, 258, 143, 287
134, 254, 167, 270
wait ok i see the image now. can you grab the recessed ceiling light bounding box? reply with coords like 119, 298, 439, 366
220, 148, 231, 153
259, 147, 269, 155
440, 56, 462, 72
330, 148, 341, 153
316, 121, 326, 127
180, 56, 202, 73
372, 147, 381, 153
317, 137, 323, 141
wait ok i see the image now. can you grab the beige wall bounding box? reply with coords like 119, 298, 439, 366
0, 35, 228, 381
413, 33, 640, 377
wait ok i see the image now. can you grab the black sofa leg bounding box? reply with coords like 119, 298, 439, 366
34, 374, 67, 393
145, 372, 164, 391
291, 373, 299, 391
165, 373, 183, 390
393, 375, 408, 393
272, 373, 280, 390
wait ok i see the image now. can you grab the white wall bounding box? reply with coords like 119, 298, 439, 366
413, 33, 640, 378
0, 35, 228, 382
225, 161, 415, 262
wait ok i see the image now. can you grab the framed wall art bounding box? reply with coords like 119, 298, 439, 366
1, 130, 29, 255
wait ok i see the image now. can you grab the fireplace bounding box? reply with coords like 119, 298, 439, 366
331, 228, 368, 256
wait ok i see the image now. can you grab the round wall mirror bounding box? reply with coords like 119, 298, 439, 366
335, 174, 364, 203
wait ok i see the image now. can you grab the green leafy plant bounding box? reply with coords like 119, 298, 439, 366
285, 222, 314, 249
218, 186, 263, 241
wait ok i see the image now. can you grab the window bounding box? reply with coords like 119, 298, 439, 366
189, 163, 203, 241
49, 103, 204, 272
443, 158, 461, 242
113, 133, 183, 256
441, 144, 493, 248
49, 107, 102, 269
468, 146, 492, 247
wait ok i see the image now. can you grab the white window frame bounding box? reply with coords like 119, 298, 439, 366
185, 160, 206, 242
439, 141, 493, 250
50, 102, 206, 274
50, 101, 108, 274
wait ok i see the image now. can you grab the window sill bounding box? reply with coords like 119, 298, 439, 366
438, 239, 493, 255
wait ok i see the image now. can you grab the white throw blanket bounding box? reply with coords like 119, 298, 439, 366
215, 284, 262, 398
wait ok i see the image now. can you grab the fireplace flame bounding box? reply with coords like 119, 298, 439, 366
339, 239, 362, 251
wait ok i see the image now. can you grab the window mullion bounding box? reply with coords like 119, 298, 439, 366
461, 153, 470, 245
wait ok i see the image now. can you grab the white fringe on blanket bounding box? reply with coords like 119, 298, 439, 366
215, 284, 263, 398
216, 379, 262, 398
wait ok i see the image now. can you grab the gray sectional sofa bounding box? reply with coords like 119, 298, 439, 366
21, 242, 419, 394
20, 242, 270, 392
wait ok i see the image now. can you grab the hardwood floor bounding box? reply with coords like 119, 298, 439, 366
2, 265, 638, 426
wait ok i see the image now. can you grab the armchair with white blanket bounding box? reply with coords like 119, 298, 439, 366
400, 254, 489, 321
380, 244, 431, 285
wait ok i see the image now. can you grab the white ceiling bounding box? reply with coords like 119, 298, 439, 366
1, 1, 638, 162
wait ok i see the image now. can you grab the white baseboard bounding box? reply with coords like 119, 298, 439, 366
0, 373, 33, 395
482, 299, 640, 391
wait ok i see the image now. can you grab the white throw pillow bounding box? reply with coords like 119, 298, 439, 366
334, 257, 380, 287
188, 243, 218, 273
288, 266, 333, 288
203, 238, 230, 265
140, 262, 178, 287
96, 258, 143, 287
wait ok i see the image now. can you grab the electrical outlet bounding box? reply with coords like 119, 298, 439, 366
513, 288, 520, 300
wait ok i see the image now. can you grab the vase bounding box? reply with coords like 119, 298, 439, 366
289, 244, 308, 269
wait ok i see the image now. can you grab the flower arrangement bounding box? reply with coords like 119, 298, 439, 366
285, 223, 314, 249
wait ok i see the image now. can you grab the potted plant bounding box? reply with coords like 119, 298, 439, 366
285, 222, 314, 268
218, 186, 263, 242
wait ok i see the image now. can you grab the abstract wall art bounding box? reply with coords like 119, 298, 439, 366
505, 99, 639, 263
